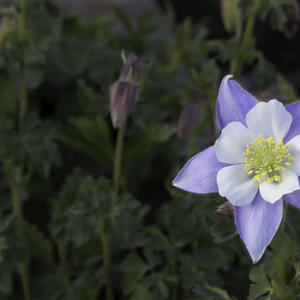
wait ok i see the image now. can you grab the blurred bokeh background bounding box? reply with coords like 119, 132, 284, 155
0, 0, 300, 299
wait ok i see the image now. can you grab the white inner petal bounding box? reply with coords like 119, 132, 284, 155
259, 168, 299, 204
246, 99, 292, 142
287, 134, 300, 176
217, 165, 259, 206
215, 122, 252, 164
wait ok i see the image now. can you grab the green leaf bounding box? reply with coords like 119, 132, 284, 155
204, 282, 232, 300
277, 74, 297, 103
271, 280, 296, 300
249, 265, 269, 286
120, 253, 149, 280
130, 283, 154, 300
271, 230, 298, 258
62, 115, 113, 170
247, 283, 272, 300
22, 222, 53, 262
4, 112, 61, 176
258, 0, 293, 30
210, 218, 237, 243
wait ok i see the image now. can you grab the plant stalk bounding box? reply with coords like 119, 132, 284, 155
98, 221, 114, 300
281, 198, 288, 231
12, 0, 31, 299
97, 122, 126, 300
112, 122, 126, 205
230, 0, 263, 77
277, 199, 288, 285
19, 0, 27, 127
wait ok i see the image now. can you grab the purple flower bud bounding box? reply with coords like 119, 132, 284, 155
215, 201, 234, 218
109, 53, 147, 128
109, 81, 139, 129
177, 101, 203, 139
120, 53, 148, 84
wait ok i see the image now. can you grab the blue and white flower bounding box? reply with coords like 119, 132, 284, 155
173, 75, 300, 263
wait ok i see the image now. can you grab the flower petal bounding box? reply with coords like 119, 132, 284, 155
215, 122, 252, 164
259, 169, 299, 204
246, 99, 292, 142
217, 165, 258, 206
235, 193, 283, 263
284, 101, 300, 142
285, 187, 300, 209
216, 75, 258, 129
286, 135, 300, 176
172, 146, 228, 193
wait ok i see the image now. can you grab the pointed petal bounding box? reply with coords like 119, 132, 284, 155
259, 169, 299, 204
217, 165, 258, 206
286, 134, 300, 176
216, 75, 258, 129
285, 187, 300, 209
215, 122, 252, 164
246, 99, 292, 142
235, 194, 283, 263
173, 146, 228, 194
284, 101, 300, 142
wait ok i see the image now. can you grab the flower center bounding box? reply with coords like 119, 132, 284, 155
243, 135, 294, 184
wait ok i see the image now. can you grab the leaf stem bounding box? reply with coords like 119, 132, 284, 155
230, 0, 263, 77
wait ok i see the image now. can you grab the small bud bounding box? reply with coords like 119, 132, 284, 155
215, 201, 234, 218
120, 53, 148, 83
109, 52, 147, 129
220, 0, 239, 33
177, 101, 203, 139
283, 3, 300, 39
109, 81, 139, 129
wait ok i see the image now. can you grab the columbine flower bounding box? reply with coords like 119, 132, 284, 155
173, 75, 300, 263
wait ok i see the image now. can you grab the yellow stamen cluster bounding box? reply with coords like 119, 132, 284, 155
243, 135, 294, 184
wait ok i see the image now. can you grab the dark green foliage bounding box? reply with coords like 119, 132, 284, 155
0, 0, 299, 299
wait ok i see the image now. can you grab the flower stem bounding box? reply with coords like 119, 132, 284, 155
112, 122, 126, 205
19, 263, 31, 300
19, 0, 27, 128
97, 123, 126, 300
58, 242, 70, 287
10, 1, 31, 299
230, 0, 263, 77
98, 221, 114, 300
281, 199, 288, 231
277, 199, 288, 285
